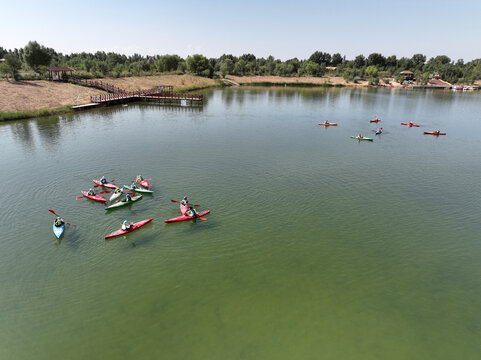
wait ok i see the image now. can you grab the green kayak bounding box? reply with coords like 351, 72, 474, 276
105, 194, 142, 210
350, 136, 373, 142
123, 185, 153, 194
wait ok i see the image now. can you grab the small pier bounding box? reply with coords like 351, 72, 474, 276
68, 77, 203, 110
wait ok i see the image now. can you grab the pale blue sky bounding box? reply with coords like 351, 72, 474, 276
2, 0, 480, 61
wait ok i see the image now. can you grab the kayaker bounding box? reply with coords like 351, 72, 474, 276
376, 127, 383, 134
123, 193, 132, 202
180, 196, 189, 206
131, 182, 138, 189
136, 175, 144, 182
114, 188, 122, 194
121, 220, 131, 231
100, 176, 107, 184
87, 188, 96, 196
54, 217, 64, 227
358, 133, 363, 139
185, 206, 197, 217
324, 120, 329, 125
409, 121, 414, 126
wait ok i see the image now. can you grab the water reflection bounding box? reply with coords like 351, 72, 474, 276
3, 121, 36, 154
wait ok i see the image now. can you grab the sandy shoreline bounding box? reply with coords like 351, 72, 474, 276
0, 74, 403, 115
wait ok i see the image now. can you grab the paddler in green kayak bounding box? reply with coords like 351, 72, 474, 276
130, 181, 139, 190
122, 193, 132, 202
87, 188, 96, 196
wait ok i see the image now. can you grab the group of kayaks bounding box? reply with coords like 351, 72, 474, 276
319, 116, 446, 141
52, 176, 210, 240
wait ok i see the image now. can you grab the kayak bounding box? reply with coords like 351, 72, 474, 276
93, 179, 117, 189
109, 189, 124, 202
53, 222, 65, 238
164, 210, 210, 223
351, 136, 374, 142
370, 119, 381, 123
81, 190, 107, 202
424, 131, 446, 135
318, 123, 338, 126
401, 122, 420, 127
123, 185, 153, 194
105, 194, 142, 210
180, 203, 189, 215
375, 130, 382, 135
137, 179, 151, 187
104, 218, 153, 239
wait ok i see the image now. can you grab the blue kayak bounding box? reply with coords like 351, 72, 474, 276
53, 222, 65, 238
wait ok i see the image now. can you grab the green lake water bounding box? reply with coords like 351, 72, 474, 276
1, 87, 480, 359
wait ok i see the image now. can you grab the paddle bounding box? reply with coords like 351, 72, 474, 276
76, 196, 83, 200
94, 185, 99, 188
48, 210, 76, 226
99, 190, 111, 194
170, 199, 200, 206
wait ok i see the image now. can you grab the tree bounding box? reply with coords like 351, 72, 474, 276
186, 54, 209, 76
353, 55, 366, 68
411, 54, 426, 70
309, 51, 331, 66
298, 60, 320, 76
331, 53, 343, 66
23, 41, 52, 72
367, 53, 386, 68
3, 53, 22, 80
220, 58, 234, 77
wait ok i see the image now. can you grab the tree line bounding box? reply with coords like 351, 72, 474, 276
1, 41, 480, 85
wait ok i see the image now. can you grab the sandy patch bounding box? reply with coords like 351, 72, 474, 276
225, 75, 369, 87
95, 74, 217, 91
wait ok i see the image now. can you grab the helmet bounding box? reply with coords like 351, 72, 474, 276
183, 196, 188, 200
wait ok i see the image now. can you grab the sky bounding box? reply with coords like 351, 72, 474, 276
1, 0, 481, 61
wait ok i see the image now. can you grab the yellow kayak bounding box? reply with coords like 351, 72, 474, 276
318, 123, 338, 126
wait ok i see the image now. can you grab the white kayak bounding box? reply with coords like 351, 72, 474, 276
109, 188, 124, 202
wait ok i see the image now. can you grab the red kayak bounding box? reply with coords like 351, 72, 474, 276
401, 122, 420, 127
104, 218, 153, 239
424, 131, 446, 135
180, 203, 189, 215
81, 190, 107, 202
93, 179, 117, 189
164, 210, 210, 223
137, 179, 151, 188
370, 118, 381, 123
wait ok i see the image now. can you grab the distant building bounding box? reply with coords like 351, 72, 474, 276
326, 66, 337, 71
399, 70, 414, 81
47, 67, 74, 80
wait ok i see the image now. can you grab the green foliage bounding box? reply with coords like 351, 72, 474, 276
0, 105, 71, 121
298, 61, 320, 76
186, 54, 210, 76
3, 53, 22, 80
23, 41, 52, 73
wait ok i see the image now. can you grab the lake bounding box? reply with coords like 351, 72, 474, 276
1, 87, 480, 359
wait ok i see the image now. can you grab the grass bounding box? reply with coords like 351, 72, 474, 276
236, 81, 345, 88
173, 80, 227, 92
0, 105, 73, 121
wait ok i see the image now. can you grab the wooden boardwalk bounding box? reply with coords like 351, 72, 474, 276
68, 77, 203, 107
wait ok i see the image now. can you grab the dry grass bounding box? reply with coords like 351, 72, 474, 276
96, 74, 218, 91
226, 75, 369, 87
0, 80, 106, 112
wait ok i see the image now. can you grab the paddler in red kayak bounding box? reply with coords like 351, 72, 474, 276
87, 188, 96, 196
185, 206, 197, 217
180, 196, 189, 206
136, 174, 144, 182
121, 220, 133, 231
100, 176, 107, 184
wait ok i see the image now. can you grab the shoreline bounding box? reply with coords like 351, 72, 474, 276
0, 75, 475, 121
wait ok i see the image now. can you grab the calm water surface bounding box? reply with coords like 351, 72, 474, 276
1, 87, 480, 359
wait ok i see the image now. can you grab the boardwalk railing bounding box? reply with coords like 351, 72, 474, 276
65, 75, 202, 104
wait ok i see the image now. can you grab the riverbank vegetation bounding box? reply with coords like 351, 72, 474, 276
1, 41, 481, 85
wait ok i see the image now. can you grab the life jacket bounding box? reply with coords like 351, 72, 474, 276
55, 219, 63, 226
